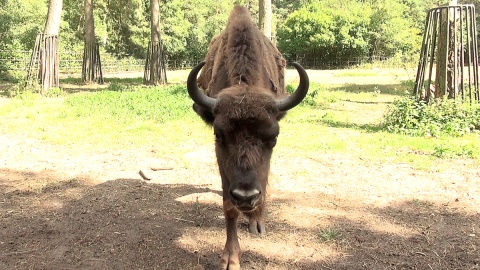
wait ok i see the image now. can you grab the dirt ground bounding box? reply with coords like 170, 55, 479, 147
1, 69, 479, 269
1, 130, 479, 270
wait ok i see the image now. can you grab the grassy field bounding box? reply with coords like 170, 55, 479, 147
1, 69, 479, 169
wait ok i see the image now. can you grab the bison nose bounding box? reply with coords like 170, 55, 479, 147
230, 189, 261, 208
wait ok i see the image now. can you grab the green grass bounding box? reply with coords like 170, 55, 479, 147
318, 227, 342, 242
1, 74, 479, 169
0, 83, 211, 157
334, 70, 383, 77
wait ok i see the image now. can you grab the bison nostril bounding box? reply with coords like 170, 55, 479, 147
230, 189, 261, 205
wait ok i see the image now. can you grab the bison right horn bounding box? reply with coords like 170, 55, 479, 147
275, 62, 309, 111
187, 61, 217, 110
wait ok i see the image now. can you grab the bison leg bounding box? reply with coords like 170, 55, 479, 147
248, 217, 266, 234
220, 200, 241, 270
245, 204, 266, 234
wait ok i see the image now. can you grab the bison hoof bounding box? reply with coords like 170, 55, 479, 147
248, 220, 266, 234
219, 252, 240, 270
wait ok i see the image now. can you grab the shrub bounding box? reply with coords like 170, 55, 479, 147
383, 95, 480, 137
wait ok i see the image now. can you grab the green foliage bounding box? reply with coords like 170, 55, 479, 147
61, 0, 233, 61
288, 82, 338, 108
277, 2, 336, 58
0, 0, 47, 74
0, 0, 458, 71
277, 0, 421, 61
0, 0, 47, 51
5, 83, 39, 99
318, 227, 342, 242
383, 95, 480, 137
44, 87, 66, 97
163, 0, 232, 60
4, 80, 65, 98
302, 87, 321, 107
368, 0, 422, 59
432, 143, 479, 159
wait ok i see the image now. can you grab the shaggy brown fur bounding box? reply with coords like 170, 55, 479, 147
197, 5, 286, 98
192, 6, 289, 270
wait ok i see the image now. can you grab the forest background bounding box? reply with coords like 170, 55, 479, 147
1, 0, 480, 78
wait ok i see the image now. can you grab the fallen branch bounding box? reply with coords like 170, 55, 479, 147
174, 217, 195, 224
139, 170, 151, 180
150, 167, 174, 171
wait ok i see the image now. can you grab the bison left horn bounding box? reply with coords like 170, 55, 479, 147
187, 61, 217, 110
275, 62, 309, 111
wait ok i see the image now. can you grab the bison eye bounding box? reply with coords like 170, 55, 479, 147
214, 130, 224, 143
265, 136, 277, 148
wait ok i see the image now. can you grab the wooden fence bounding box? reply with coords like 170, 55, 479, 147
1, 50, 416, 77
0, 50, 201, 75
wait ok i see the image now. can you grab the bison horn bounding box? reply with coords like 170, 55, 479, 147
187, 61, 217, 110
276, 62, 309, 111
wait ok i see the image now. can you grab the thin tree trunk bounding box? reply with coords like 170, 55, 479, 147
44, 0, 63, 35
258, 0, 272, 40
82, 0, 103, 84
35, 0, 63, 93
435, 0, 459, 99
144, 0, 167, 85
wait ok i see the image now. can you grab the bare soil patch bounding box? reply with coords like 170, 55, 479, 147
1, 130, 479, 269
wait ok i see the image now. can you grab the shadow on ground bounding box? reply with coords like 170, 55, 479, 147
1, 168, 478, 269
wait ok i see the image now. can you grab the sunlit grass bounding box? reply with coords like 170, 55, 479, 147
334, 70, 383, 77
1, 74, 479, 170
0, 84, 212, 158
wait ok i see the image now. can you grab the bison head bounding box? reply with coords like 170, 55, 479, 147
187, 62, 309, 211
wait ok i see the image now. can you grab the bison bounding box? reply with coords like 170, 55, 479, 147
186, 5, 309, 270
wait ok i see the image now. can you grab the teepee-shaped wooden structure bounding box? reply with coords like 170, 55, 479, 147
414, 1, 479, 104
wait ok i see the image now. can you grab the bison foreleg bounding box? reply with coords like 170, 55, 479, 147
245, 206, 266, 234
220, 200, 241, 270
248, 218, 266, 234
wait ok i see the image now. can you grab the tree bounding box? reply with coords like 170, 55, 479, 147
143, 0, 167, 85
277, 1, 337, 61
259, 0, 272, 39
102, 0, 149, 58
277, 0, 421, 64
28, 0, 63, 92
82, 0, 103, 83
367, 0, 421, 60
0, 0, 47, 78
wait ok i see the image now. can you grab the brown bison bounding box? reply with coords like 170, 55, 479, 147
187, 5, 309, 270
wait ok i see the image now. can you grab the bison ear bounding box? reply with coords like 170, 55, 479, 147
193, 103, 215, 125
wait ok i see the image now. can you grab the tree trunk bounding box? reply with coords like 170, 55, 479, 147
434, 0, 459, 99
82, 0, 103, 84
143, 0, 167, 85
44, 0, 63, 35
34, 0, 63, 93
258, 0, 272, 40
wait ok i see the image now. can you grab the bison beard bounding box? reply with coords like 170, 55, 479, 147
187, 5, 309, 270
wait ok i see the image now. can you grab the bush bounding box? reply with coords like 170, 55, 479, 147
383, 95, 480, 137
